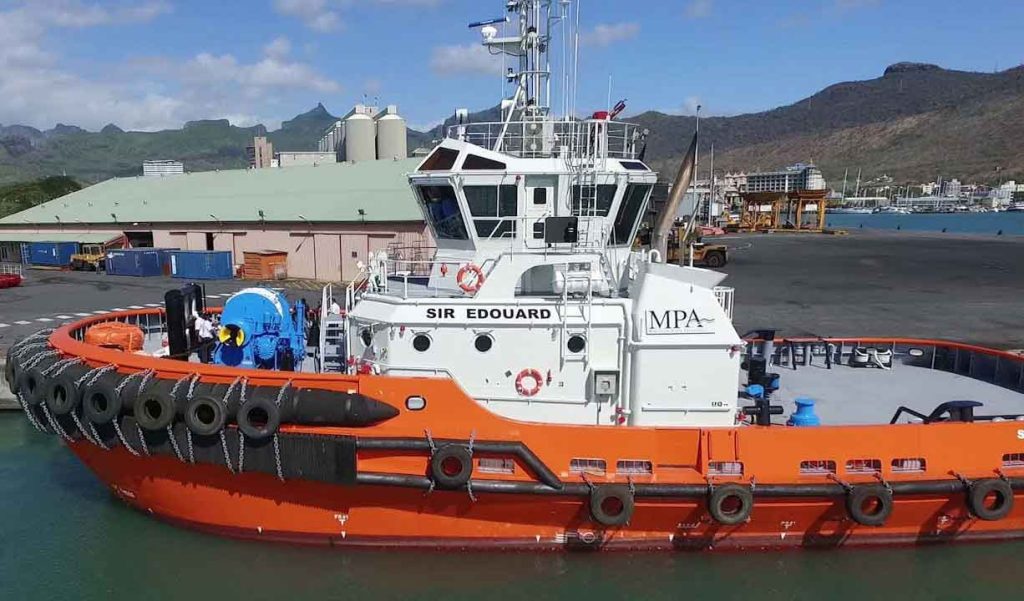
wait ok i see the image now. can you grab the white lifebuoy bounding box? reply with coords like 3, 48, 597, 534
457, 263, 485, 293
515, 368, 543, 397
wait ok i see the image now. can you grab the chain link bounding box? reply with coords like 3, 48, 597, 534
39, 401, 72, 442
69, 408, 97, 445
237, 429, 245, 473
22, 349, 60, 371
111, 416, 140, 457
135, 421, 150, 456
16, 391, 46, 433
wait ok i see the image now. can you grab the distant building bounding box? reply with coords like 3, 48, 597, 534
276, 151, 338, 168
142, 160, 184, 177
247, 137, 274, 169
745, 163, 825, 193
920, 181, 939, 196
940, 178, 961, 199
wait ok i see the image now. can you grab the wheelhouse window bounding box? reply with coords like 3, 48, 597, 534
416, 185, 469, 240
464, 185, 518, 239
610, 183, 652, 245
463, 154, 507, 170
419, 147, 459, 171
571, 184, 617, 216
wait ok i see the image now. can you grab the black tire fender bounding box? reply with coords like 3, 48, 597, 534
968, 479, 1014, 521
846, 484, 893, 527
185, 395, 227, 436
589, 484, 635, 527
81, 376, 123, 424
17, 362, 53, 407
44, 372, 81, 416
4, 356, 18, 391
236, 396, 281, 440
429, 444, 473, 489
134, 383, 177, 431
708, 483, 754, 525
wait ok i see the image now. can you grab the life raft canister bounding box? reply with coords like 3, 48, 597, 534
84, 322, 144, 352
515, 368, 544, 397
456, 263, 485, 294
967, 478, 1014, 521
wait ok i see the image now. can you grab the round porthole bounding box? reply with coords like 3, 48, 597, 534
413, 334, 431, 352
360, 328, 373, 347
474, 334, 493, 353
567, 335, 586, 353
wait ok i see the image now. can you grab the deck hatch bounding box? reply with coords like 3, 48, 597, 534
799, 460, 836, 475
616, 460, 653, 476
845, 459, 882, 474
891, 458, 926, 473
570, 458, 607, 476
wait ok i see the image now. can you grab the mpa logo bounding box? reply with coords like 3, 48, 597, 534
645, 309, 714, 335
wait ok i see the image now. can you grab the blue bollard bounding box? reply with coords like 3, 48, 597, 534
787, 397, 820, 426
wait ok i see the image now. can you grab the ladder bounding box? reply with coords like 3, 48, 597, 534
319, 316, 347, 373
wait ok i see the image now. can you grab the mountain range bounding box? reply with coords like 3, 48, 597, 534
1, 62, 1023, 191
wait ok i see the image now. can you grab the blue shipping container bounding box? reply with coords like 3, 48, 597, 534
29, 242, 79, 266
106, 249, 163, 277
169, 250, 233, 280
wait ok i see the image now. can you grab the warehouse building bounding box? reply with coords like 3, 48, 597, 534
0, 158, 431, 282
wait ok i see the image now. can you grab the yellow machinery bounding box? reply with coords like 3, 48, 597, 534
70, 244, 105, 271
637, 224, 728, 268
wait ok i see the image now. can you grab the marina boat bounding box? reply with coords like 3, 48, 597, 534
8, 1, 1024, 551
1007, 203, 1024, 212
827, 207, 873, 214
872, 206, 911, 215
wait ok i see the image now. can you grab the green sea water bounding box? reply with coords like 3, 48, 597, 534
2, 413, 1021, 601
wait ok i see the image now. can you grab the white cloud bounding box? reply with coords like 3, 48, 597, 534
684, 96, 702, 114
264, 36, 292, 60
273, 0, 343, 32
581, 22, 640, 47
0, 3, 340, 131
430, 44, 504, 77
684, 0, 712, 19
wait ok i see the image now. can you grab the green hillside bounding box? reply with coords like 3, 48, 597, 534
0, 176, 82, 219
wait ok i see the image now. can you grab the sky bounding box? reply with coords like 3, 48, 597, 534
1, 0, 1023, 133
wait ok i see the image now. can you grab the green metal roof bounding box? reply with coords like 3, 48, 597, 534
0, 232, 121, 243
0, 158, 423, 226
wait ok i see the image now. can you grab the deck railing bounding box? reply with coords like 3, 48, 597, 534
446, 119, 643, 160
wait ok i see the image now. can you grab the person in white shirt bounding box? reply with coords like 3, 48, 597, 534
329, 299, 342, 315
194, 312, 217, 363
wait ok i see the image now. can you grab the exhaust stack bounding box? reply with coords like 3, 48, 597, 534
652, 131, 698, 261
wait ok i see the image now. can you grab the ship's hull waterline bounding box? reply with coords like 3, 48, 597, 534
72, 440, 1024, 550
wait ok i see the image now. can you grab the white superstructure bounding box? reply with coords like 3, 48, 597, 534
341, 0, 742, 428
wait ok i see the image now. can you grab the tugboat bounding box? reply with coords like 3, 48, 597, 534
8, 1, 1024, 550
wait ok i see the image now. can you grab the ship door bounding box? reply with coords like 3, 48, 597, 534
525, 176, 556, 249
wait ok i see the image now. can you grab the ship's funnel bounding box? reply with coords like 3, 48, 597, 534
652, 132, 698, 261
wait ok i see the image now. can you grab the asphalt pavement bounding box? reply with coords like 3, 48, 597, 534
1, 229, 1021, 354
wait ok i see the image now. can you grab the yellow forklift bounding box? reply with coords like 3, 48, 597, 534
637, 223, 728, 268
70, 244, 106, 271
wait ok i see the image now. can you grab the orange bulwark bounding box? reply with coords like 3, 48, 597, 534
6, 308, 1024, 551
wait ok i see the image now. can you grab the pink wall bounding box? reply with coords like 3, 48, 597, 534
0, 221, 431, 283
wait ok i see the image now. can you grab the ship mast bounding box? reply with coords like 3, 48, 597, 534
471, 1, 568, 151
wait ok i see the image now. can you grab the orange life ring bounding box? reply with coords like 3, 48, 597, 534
456, 263, 485, 293
515, 368, 543, 397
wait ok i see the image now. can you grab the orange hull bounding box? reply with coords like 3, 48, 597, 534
70, 439, 1024, 550
12, 312, 1024, 550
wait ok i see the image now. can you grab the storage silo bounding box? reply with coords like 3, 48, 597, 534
344, 113, 376, 162
376, 113, 408, 160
